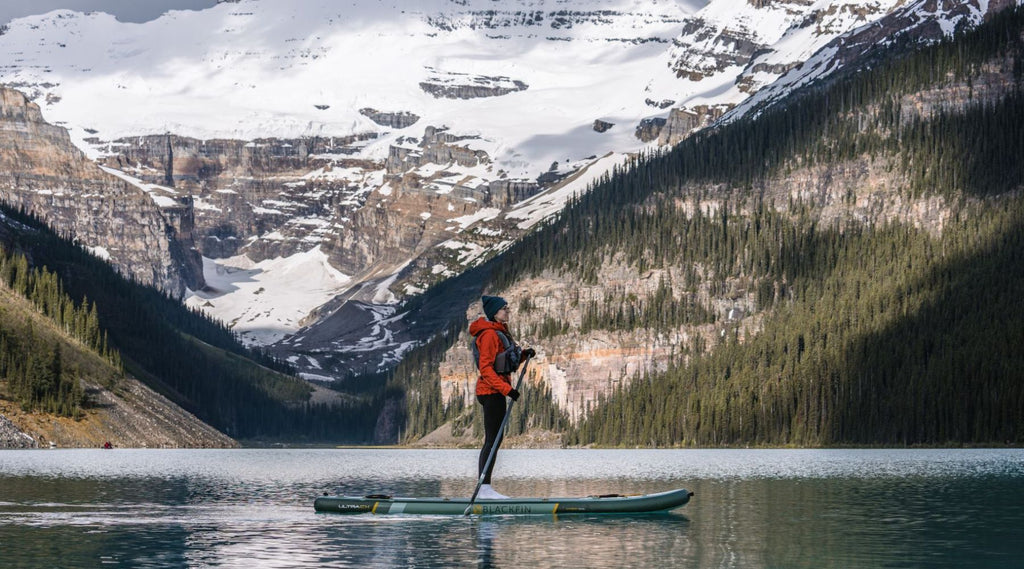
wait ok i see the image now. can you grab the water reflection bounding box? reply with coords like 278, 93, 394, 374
470, 514, 693, 569
285, 511, 694, 569
1, 449, 1022, 568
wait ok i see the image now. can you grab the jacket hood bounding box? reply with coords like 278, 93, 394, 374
469, 316, 507, 337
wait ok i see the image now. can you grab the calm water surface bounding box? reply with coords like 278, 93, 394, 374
1, 449, 1022, 568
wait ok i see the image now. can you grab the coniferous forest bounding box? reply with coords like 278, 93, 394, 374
390, 7, 1024, 447
0, 206, 379, 442
0, 245, 121, 417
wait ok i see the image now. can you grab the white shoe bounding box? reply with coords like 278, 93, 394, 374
477, 484, 509, 499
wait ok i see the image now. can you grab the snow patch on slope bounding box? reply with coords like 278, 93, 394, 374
99, 165, 182, 207
507, 152, 632, 230
185, 246, 351, 346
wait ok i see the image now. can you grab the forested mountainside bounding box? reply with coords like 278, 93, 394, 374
387, 6, 1024, 447
0, 205, 377, 444
0, 277, 235, 449
0, 211, 233, 447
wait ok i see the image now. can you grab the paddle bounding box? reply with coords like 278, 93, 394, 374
464, 354, 533, 516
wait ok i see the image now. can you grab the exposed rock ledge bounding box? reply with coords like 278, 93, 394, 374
359, 107, 420, 129
419, 69, 529, 99
0, 414, 36, 448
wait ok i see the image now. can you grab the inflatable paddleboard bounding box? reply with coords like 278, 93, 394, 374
314, 488, 693, 516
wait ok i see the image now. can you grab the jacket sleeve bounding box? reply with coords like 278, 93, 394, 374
477, 329, 512, 395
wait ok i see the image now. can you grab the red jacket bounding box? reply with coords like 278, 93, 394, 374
470, 317, 513, 396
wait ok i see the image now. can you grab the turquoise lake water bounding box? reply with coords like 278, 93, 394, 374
1, 448, 1022, 568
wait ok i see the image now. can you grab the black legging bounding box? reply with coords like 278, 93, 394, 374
477, 393, 507, 484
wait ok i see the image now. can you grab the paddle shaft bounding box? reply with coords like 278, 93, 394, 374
464, 355, 532, 515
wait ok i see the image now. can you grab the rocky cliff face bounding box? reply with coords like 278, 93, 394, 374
0, 86, 202, 296
94, 123, 546, 299
96, 133, 367, 263
439, 264, 742, 421
385, 127, 491, 174
657, 105, 729, 146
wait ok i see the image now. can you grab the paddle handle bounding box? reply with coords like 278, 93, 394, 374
464, 355, 532, 515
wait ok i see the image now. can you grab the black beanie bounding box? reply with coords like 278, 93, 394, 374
482, 295, 507, 320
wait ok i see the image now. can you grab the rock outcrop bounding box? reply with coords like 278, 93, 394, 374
670, 16, 765, 82
635, 117, 667, 142
420, 71, 529, 100
359, 108, 421, 129
386, 127, 490, 174
658, 105, 729, 146
645, 98, 676, 109
0, 413, 37, 448
0, 86, 202, 296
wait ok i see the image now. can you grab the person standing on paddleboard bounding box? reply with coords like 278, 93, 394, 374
469, 295, 535, 500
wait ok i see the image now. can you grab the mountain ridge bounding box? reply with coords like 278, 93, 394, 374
0, 0, 915, 373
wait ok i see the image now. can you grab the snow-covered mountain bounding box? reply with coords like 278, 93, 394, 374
1, 0, 710, 174
3, 0, 995, 380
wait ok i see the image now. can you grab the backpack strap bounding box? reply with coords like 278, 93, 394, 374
494, 330, 513, 350
471, 328, 513, 371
